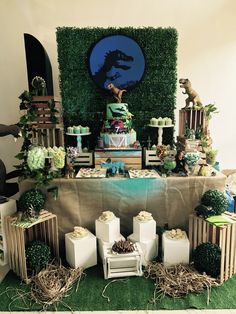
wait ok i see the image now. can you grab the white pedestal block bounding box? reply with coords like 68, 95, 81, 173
95, 217, 120, 243
65, 230, 97, 269
128, 233, 158, 266
99, 240, 143, 279
133, 217, 156, 241
162, 231, 190, 267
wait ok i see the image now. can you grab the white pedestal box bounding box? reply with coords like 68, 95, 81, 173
133, 217, 156, 241
95, 217, 120, 243
128, 233, 159, 266
99, 240, 143, 279
162, 231, 190, 267
65, 230, 97, 269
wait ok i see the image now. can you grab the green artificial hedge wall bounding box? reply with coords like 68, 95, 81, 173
56, 27, 178, 148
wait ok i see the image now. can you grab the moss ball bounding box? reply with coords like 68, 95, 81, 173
193, 242, 221, 277
26, 240, 51, 272
18, 188, 46, 213
201, 189, 228, 216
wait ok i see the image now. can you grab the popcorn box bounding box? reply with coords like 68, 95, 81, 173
65, 230, 97, 269
133, 217, 156, 241
162, 230, 190, 267
95, 217, 120, 243
99, 240, 143, 279
128, 233, 159, 266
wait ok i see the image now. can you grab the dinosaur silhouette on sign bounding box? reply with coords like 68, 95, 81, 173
93, 49, 133, 89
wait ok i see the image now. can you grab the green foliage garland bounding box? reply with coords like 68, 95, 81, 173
193, 242, 221, 277
56, 27, 178, 146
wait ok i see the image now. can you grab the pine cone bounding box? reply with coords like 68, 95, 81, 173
112, 240, 135, 254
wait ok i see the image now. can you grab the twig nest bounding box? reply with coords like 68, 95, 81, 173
71, 226, 88, 238
99, 211, 116, 222
166, 228, 185, 239
136, 211, 153, 222
112, 240, 135, 254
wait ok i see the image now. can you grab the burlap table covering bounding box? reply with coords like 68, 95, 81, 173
19, 173, 226, 252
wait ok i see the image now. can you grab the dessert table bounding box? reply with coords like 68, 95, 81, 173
19, 173, 226, 251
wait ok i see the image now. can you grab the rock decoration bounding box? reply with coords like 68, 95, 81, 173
136, 211, 153, 222
112, 240, 135, 254
166, 228, 185, 240
71, 226, 88, 238
98, 211, 116, 222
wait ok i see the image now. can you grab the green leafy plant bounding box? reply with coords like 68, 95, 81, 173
204, 147, 218, 165
193, 242, 221, 277
201, 189, 228, 215
203, 103, 219, 120
26, 240, 51, 272
18, 188, 46, 214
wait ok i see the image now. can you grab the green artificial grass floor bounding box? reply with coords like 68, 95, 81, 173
1, 264, 236, 312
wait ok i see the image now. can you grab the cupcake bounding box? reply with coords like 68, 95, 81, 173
80, 126, 88, 134
67, 126, 74, 134
157, 117, 164, 126
164, 117, 172, 125
150, 118, 157, 125
74, 126, 81, 134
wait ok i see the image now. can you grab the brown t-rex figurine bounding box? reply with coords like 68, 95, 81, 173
107, 83, 126, 103
179, 78, 203, 109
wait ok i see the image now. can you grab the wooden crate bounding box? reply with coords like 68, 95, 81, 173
144, 149, 176, 167
179, 109, 206, 137
189, 213, 236, 283
177, 136, 201, 152
5, 211, 59, 283
145, 149, 162, 166
31, 127, 64, 147
73, 152, 93, 167
28, 96, 63, 128
95, 149, 142, 170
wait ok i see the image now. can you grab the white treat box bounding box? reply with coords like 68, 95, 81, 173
65, 230, 97, 269
133, 217, 156, 241
95, 217, 120, 243
162, 230, 190, 267
128, 233, 159, 266
99, 240, 143, 279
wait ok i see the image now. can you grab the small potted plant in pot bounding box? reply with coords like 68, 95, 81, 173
204, 147, 218, 166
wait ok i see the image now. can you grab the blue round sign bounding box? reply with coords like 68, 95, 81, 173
88, 35, 145, 90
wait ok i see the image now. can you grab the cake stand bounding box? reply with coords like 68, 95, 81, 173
148, 124, 174, 146
66, 133, 91, 153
